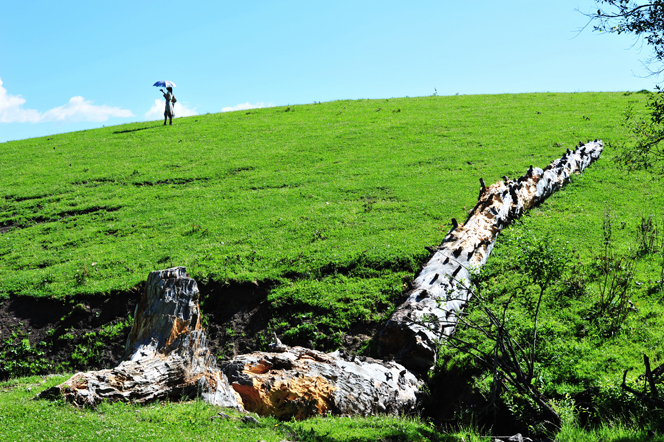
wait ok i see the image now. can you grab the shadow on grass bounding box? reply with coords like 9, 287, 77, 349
286, 426, 453, 442
601, 436, 664, 442
113, 126, 161, 134
609, 439, 641, 442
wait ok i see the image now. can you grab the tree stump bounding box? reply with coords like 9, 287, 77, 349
39, 267, 242, 408
376, 141, 604, 373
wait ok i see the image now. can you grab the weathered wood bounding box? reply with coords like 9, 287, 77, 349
39, 267, 242, 408
37, 269, 421, 419
222, 342, 423, 419
376, 141, 604, 373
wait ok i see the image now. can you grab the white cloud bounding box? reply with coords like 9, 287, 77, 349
41, 96, 134, 123
0, 77, 134, 124
144, 99, 198, 120
0, 79, 42, 123
221, 102, 273, 112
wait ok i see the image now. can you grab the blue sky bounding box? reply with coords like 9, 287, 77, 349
0, 1, 660, 143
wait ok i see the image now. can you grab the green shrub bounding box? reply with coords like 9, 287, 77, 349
0, 331, 52, 379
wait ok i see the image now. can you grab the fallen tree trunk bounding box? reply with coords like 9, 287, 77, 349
39, 269, 422, 419
39, 267, 242, 408
222, 339, 423, 419
376, 141, 604, 373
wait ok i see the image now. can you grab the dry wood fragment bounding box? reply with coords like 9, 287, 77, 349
37, 268, 421, 419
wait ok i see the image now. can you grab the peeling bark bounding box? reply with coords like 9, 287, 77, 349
222, 343, 422, 419
376, 141, 604, 373
39, 267, 242, 409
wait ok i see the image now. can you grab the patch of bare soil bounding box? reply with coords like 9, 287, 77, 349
199, 279, 378, 360
199, 280, 274, 359
0, 287, 141, 379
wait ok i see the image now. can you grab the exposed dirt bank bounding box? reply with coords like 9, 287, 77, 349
0, 279, 382, 380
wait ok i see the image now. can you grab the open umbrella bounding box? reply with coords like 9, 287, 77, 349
153, 80, 176, 88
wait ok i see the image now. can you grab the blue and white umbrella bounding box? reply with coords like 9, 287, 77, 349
153, 80, 177, 88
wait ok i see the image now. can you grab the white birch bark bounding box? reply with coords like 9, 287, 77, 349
376, 141, 604, 373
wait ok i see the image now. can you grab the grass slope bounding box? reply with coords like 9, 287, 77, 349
2, 92, 661, 353
2, 92, 664, 439
0, 92, 643, 298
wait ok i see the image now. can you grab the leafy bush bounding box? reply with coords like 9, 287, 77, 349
66, 318, 131, 371
433, 216, 664, 433
0, 330, 52, 379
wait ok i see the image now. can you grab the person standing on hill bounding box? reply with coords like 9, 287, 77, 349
160, 86, 177, 125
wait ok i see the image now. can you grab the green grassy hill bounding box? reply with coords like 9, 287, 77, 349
2, 93, 661, 349
1, 92, 664, 440
1, 92, 649, 299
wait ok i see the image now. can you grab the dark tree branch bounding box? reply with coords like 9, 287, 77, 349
622, 369, 664, 407
583, 1, 664, 78
644, 354, 659, 397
